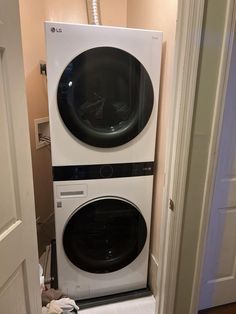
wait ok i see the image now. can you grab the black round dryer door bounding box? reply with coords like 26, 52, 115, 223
57, 47, 154, 148
63, 198, 147, 273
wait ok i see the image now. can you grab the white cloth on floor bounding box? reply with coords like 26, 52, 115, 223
42, 307, 47, 314
42, 301, 63, 314
39, 264, 45, 294
53, 298, 80, 313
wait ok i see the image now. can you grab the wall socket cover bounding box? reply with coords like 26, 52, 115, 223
34, 117, 50, 149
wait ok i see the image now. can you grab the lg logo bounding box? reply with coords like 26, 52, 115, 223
51, 27, 62, 33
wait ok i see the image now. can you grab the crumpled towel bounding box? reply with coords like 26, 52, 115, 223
53, 298, 80, 313
42, 307, 47, 314
42, 298, 80, 314
42, 288, 63, 306
42, 301, 62, 314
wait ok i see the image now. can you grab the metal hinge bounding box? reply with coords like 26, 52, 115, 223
169, 199, 175, 211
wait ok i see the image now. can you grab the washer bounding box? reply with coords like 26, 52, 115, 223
54, 162, 154, 299
45, 22, 162, 166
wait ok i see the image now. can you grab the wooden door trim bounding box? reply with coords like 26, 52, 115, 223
157, 1, 205, 313
190, 1, 236, 312
158, 0, 236, 313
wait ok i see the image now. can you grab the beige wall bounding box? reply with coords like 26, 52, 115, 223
100, 0, 127, 27
127, 0, 178, 296
44, 0, 127, 26
44, 0, 88, 23
19, 0, 127, 255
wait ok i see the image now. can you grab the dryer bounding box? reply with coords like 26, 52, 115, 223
53, 162, 154, 299
45, 22, 162, 166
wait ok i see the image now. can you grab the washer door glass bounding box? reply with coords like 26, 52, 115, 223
63, 198, 147, 273
57, 47, 154, 148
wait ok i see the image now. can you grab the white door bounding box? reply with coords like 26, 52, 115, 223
0, 0, 41, 313
199, 31, 236, 310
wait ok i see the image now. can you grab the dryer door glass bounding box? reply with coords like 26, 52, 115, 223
57, 47, 154, 148
63, 198, 147, 273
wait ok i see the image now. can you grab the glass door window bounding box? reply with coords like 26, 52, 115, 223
63, 198, 147, 273
57, 47, 154, 148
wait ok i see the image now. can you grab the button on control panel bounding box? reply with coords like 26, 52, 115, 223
100, 165, 113, 178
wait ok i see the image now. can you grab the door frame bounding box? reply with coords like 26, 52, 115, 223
189, 2, 236, 312
157, 0, 236, 313
157, 0, 205, 313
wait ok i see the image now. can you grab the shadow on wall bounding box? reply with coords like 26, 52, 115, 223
24, 64, 54, 256
37, 212, 55, 256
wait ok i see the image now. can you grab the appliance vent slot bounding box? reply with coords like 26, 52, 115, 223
56, 184, 87, 199
60, 191, 84, 196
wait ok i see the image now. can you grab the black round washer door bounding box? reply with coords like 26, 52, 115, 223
57, 47, 154, 148
63, 198, 147, 273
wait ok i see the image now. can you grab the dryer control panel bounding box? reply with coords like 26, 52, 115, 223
53, 162, 154, 181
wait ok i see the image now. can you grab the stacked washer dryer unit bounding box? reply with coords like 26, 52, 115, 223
45, 22, 162, 300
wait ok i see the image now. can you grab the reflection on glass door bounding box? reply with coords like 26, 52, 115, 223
63, 198, 147, 273
58, 47, 154, 148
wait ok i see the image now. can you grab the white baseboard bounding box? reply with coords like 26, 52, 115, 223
148, 254, 159, 298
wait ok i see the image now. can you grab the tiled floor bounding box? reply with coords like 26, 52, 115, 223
79, 296, 156, 314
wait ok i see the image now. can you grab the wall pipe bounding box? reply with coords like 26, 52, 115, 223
86, 0, 102, 25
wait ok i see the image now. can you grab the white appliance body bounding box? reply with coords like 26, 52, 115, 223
45, 22, 162, 166
54, 175, 153, 299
